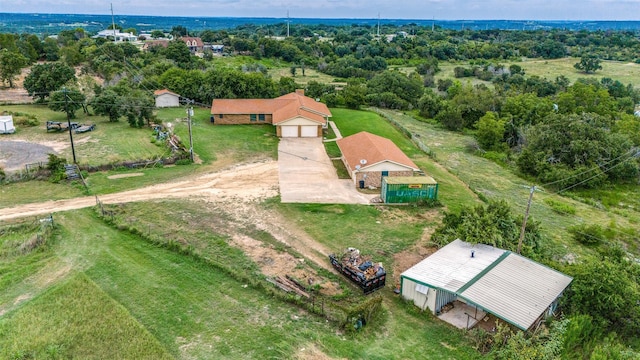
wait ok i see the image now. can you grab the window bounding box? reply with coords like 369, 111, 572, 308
250, 114, 257, 122
219, 114, 223, 119
258, 114, 265, 121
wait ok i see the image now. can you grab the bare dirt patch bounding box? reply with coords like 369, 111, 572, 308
107, 172, 144, 179
0, 67, 32, 104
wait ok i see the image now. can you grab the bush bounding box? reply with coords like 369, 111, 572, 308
568, 224, 605, 245
543, 198, 576, 215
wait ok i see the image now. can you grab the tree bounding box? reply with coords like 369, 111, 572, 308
123, 90, 154, 128
90, 89, 124, 122
342, 81, 367, 109
48, 88, 86, 119
476, 112, 505, 151
171, 25, 188, 38
151, 30, 165, 39
430, 200, 542, 256
574, 54, 602, 74
517, 113, 639, 187
164, 40, 193, 69
0, 49, 28, 88
566, 258, 640, 338
23, 62, 76, 102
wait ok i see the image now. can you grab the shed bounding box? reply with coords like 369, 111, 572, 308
381, 176, 438, 203
154, 89, 180, 108
401, 239, 573, 331
0, 115, 15, 134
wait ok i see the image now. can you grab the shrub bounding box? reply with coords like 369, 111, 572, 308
544, 198, 576, 215
568, 224, 605, 245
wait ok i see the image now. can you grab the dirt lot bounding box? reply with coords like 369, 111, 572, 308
0, 140, 61, 171
0, 68, 32, 104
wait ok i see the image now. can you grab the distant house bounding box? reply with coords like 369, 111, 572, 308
208, 44, 224, 54
0, 115, 15, 134
181, 37, 204, 53
142, 39, 170, 51
92, 29, 138, 42
401, 239, 573, 331
336, 131, 419, 188
210, 90, 331, 138
154, 89, 180, 108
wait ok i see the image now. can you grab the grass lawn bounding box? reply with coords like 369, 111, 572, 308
330, 108, 481, 213
0, 104, 169, 166
0, 207, 481, 360
0, 106, 280, 206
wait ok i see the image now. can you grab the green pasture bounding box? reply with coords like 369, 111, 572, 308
434, 58, 640, 88
0, 207, 480, 360
374, 108, 640, 258
518, 58, 640, 86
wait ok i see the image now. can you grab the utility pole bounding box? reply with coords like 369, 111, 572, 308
517, 185, 536, 254
186, 102, 194, 163
63, 87, 77, 164
110, 3, 117, 42
377, 13, 380, 37
287, 11, 290, 38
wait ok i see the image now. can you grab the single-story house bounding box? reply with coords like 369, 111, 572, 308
210, 90, 331, 138
142, 39, 170, 52
0, 115, 15, 134
154, 89, 180, 108
401, 239, 573, 331
336, 131, 420, 188
181, 37, 204, 53
92, 29, 138, 42
208, 44, 224, 53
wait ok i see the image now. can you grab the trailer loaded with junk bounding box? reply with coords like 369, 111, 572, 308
329, 248, 386, 294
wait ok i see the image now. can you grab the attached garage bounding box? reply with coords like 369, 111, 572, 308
301, 125, 318, 137
277, 116, 324, 138
281, 126, 299, 138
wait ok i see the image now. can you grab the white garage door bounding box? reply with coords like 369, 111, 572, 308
281, 126, 298, 138
300, 125, 318, 137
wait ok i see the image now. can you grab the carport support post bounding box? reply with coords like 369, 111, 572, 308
63, 87, 77, 164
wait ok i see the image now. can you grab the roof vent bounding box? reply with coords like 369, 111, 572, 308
471, 250, 475, 258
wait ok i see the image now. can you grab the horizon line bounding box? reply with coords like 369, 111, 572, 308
1, 12, 638, 23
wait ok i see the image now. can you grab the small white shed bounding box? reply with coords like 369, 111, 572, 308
0, 115, 15, 134
154, 89, 180, 108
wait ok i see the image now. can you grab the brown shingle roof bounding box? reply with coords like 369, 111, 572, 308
181, 37, 204, 47
210, 91, 331, 124
336, 131, 419, 172
154, 89, 179, 97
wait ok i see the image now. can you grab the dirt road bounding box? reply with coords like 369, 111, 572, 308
0, 160, 279, 221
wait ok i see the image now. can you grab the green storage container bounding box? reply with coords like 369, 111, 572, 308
381, 176, 438, 203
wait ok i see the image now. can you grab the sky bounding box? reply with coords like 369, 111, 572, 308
1, 0, 639, 20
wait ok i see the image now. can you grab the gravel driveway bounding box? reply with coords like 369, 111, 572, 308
0, 140, 57, 172
278, 138, 376, 204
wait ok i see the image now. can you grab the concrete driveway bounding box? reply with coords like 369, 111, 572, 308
278, 138, 376, 204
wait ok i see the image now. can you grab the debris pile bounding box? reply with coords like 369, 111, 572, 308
329, 247, 386, 294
